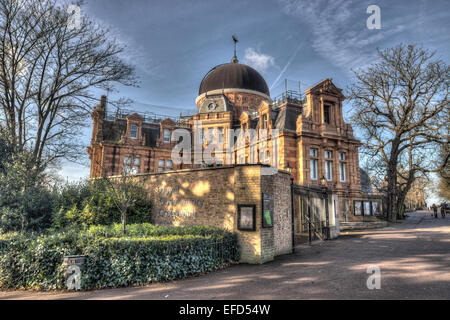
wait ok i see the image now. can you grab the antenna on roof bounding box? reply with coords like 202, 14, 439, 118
232, 35, 239, 63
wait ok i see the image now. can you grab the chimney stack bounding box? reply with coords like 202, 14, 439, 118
100, 95, 107, 110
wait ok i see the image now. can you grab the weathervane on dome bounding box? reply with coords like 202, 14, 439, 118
232, 35, 239, 63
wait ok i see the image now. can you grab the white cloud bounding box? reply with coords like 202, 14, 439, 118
243, 48, 275, 73
278, 0, 406, 73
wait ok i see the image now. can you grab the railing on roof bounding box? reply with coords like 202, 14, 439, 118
105, 108, 194, 126
272, 90, 305, 108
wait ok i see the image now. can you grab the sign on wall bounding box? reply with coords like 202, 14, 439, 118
238, 204, 256, 231
262, 193, 274, 228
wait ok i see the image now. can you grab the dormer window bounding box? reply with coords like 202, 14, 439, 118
130, 125, 139, 139
163, 129, 171, 143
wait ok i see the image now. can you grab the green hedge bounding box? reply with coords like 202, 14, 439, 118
0, 225, 239, 291
83, 223, 231, 238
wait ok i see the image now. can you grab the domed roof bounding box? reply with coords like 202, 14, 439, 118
199, 62, 270, 97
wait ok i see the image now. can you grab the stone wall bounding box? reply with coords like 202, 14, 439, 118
138, 165, 292, 264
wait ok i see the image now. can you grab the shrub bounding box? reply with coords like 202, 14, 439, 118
83, 223, 231, 239
81, 234, 238, 289
0, 224, 239, 290
51, 179, 152, 228
0, 230, 82, 290
0, 151, 53, 233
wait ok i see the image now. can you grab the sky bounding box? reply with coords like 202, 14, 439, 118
61, 0, 450, 202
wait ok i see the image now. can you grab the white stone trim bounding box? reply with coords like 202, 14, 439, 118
196, 88, 271, 104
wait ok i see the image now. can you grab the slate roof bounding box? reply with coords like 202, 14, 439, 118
274, 108, 302, 132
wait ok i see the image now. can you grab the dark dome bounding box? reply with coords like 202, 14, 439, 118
199, 62, 270, 96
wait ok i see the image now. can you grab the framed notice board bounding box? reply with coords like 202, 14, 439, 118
238, 204, 256, 231
262, 193, 274, 228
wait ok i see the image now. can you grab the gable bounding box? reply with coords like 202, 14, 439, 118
307, 79, 344, 98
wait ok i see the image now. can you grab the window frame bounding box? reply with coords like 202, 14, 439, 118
340, 162, 347, 182
325, 160, 333, 181
163, 129, 171, 143
130, 125, 139, 139
310, 148, 319, 180
324, 105, 330, 124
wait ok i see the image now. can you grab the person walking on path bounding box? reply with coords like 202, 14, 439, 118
441, 203, 447, 219
432, 204, 438, 218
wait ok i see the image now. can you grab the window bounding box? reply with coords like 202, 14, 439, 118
262, 114, 268, 129
130, 125, 138, 139
218, 127, 224, 143
124, 156, 139, 175
208, 128, 214, 144
310, 159, 318, 180
339, 152, 346, 182
325, 160, 333, 181
325, 151, 333, 159
158, 159, 173, 172
164, 129, 171, 143
310, 148, 318, 180
340, 162, 347, 182
324, 105, 330, 124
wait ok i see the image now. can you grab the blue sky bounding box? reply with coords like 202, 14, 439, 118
62, 0, 450, 199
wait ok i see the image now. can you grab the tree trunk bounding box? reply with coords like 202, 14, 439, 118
122, 211, 127, 235
386, 172, 398, 222
386, 142, 400, 222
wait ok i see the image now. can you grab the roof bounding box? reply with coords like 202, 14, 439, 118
102, 120, 160, 147
274, 108, 302, 132
199, 62, 270, 96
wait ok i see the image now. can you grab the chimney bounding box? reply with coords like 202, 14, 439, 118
100, 95, 107, 110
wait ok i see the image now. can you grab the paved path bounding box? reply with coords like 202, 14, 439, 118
1, 211, 449, 300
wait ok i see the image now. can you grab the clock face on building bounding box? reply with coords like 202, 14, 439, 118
208, 102, 218, 111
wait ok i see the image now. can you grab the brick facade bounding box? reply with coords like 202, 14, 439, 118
138, 165, 292, 264
88, 62, 383, 239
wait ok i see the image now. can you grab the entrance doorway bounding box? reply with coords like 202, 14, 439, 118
293, 191, 327, 244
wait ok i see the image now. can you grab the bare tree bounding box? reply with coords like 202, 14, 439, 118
437, 122, 450, 201
349, 44, 449, 221
0, 0, 136, 171
99, 163, 147, 235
